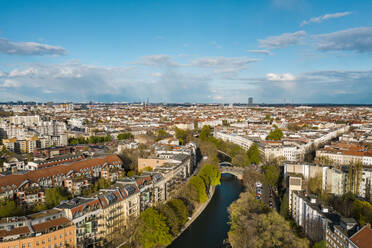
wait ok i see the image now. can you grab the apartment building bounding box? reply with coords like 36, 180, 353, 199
214, 131, 253, 150
96, 190, 125, 245
284, 163, 372, 200
292, 191, 336, 242
0, 155, 123, 200
287, 176, 303, 212
316, 142, 372, 166
326, 217, 359, 248
0, 209, 76, 248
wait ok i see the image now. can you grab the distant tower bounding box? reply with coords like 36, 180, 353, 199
248, 97, 253, 105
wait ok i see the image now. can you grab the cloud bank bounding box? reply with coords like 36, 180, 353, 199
0, 38, 67, 56
301, 12, 351, 26
259, 31, 306, 49
315, 26, 372, 53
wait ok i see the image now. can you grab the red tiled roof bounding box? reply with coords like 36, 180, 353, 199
0, 155, 122, 193
0, 226, 30, 238
32, 217, 70, 233
350, 224, 372, 248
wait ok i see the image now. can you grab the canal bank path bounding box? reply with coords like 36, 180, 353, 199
168, 185, 216, 245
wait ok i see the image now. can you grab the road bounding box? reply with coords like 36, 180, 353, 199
261, 184, 280, 212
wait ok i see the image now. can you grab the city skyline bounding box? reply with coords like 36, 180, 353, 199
1, 0, 372, 104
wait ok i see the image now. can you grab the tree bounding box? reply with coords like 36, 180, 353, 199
315, 156, 333, 166
348, 160, 363, 195
142, 166, 153, 172
263, 164, 280, 188
243, 168, 263, 194
117, 132, 133, 140
228, 193, 309, 248
280, 194, 289, 219
247, 143, 261, 165
45, 187, 71, 208
0, 200, 24, 217
199, 163, 221, 189
199, 125, 212, 141
198, 140, 218, 164
32, 203, 47, 212
157, 204, 182, 235
155, 129, 171, 141
266, 127, 284, 141
167, 199, 189, 226
134, 208, 173, 248
313, 241, 326, 248
175, 128, 187, 141
232, 151, 250, 167
127, 170, 137, 177
307, 174, 322, 194
188, 176, 208, 203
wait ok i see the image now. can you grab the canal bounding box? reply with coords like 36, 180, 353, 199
168, 174, 243, 248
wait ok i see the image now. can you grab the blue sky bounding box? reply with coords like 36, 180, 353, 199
0, 0, 372, 103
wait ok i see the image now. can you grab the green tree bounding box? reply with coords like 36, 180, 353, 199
32, 203, 47, 212
167, 199, 189, 225
155, 129, 171, 141
280, 194, 289, 219
232, 151, 250, 167
175, 128, 187, 141
127, 170, 137, 177
45, 187, 71, 208
142, 166, 153, 172
266, 128, 284, 141
188, 176, 208, 203
199, 163, 221, 189
313, 241, 326, 248
199, 125, 212, 141
134, 208, 173, 248
228, 193, 309, 248
307, 174, 322, 194
247, 143, 261, 165
0, 200, 24, 217
157, 204, 182, 235
263, 164, 280, 188
117, 132, 133, 140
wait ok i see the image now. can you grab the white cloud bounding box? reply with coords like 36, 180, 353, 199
136, 55, 181, 67
266, 73, 295, 81
0, 38, 67, 56
247, 49, 272, 55
2, 79, 20, 88
301, 12, 351, 26
0, 60, 213, 102
259, 31, 306, 49
315, 26, 372, 53
190, 56, 259, 68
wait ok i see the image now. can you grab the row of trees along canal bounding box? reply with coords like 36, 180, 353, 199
122, 125, 265, 248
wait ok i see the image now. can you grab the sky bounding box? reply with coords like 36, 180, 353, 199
0, 0, 372, 104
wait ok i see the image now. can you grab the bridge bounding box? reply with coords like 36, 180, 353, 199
219, 163, 245, 180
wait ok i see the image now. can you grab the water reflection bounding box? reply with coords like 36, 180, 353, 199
169, 174, 243, 248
